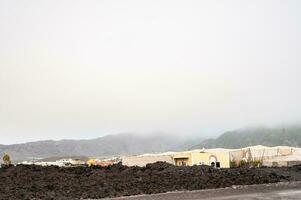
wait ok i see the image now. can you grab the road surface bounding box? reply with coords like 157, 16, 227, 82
102, 181, 301, 200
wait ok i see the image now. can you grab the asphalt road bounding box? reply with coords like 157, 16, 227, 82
103, 181, 301, 200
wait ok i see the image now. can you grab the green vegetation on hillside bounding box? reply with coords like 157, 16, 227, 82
193, 126, 301, 149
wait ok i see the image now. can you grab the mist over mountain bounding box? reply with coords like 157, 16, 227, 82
0, 133, 201, 162
2, 125, 301, 162
192, 125, 301, 149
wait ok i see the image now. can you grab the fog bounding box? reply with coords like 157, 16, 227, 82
0, 0, 300, 144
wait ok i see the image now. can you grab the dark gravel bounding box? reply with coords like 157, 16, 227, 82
1, 162, 301, 200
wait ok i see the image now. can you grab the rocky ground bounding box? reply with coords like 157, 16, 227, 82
1, 162, 301, 199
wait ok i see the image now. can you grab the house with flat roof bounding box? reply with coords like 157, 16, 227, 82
173, 149, 230, 168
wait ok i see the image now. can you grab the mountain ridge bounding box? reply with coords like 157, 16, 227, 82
0, 133, 200, 161
192, 125, 301, 149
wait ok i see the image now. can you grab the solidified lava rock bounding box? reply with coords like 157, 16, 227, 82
0, 162, 300, 200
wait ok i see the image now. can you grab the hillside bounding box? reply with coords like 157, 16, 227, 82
192, 126, 301, 149
0, 133, 198, 162
3, 125, 300, 162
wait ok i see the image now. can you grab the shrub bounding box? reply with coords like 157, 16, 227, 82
230, 161, 237, 168
2, 154, 12, 166
238, 160, 249, 168
250, 160, 262, 168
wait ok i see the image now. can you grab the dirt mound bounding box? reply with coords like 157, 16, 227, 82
0, 162, 301, 199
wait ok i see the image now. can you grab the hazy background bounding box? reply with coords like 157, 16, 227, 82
0, 0, 300, 144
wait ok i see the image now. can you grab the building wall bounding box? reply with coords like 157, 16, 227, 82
262, 160, 289, 167
122, 155, 174, 167
173, 151, 230, 168
191, 152, 230, 168
174, 158, 189, 166
173, 153, 192, 166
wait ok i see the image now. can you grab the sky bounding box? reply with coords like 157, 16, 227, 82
0, 0, 300, 144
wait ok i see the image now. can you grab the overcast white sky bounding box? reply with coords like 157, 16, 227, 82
0, 0, 300, 144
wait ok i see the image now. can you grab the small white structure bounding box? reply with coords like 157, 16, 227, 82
19, 158, 86, 167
